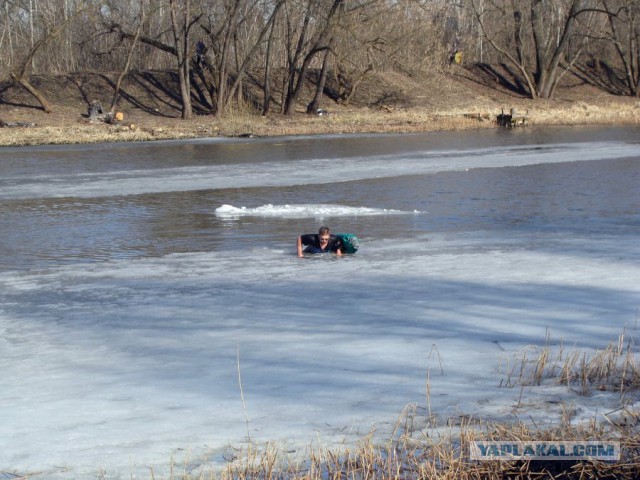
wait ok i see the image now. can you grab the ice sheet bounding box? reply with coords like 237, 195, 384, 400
1, 230, 639, 479
1, 142, 638, 200
1, 135, 639, 479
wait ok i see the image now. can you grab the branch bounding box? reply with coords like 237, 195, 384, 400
471, 0, 537, 98
110, 12, 149, 114
107, 22, 177, 56
14, 3, 99, 79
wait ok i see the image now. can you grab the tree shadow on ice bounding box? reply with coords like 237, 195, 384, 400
3, 274, 637, 400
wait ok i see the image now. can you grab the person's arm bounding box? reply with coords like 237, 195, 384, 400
297, 236, 304, 257
333, 235, 343, 256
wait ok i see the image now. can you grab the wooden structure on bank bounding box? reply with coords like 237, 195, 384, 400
496, 108, 528, 128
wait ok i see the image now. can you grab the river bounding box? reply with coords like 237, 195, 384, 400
1, 126, 639, 478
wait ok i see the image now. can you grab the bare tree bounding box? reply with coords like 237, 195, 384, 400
472, 0, 601, 99
223, 0, 285, 114
262, 14, 278, 115
329, 0, 405, 105
1, 0, 16, 75
105, 0, 200, 119
327, 5, 372, 105
194, 0, 285, 115
3, 0, 637, 116
110, 6, 150, 113
306, 48, 331, 113
282, 0, 345, 115
9, 3, 93, 113
214, 0, 243, 113
603, 0, 640, 96
169, 0, 195, 119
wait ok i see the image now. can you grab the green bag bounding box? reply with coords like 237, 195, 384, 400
336, 233, 360, 254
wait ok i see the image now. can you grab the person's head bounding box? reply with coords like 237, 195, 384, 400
318, 226, 330, 246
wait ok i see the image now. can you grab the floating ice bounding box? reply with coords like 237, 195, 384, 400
214, 203, 417, 218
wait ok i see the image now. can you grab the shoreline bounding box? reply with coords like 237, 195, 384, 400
1, 101, 639, 147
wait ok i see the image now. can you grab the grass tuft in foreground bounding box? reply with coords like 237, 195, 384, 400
187, 332, 640, 480
9, 334, 640, 480
499, 330, 640, 396
172, 414, 640, 480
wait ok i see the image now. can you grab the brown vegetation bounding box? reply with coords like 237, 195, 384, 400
2, 1, 640, 146
154, 332, 640, 479
1, 66, 639, 147
10, 332, 632, 480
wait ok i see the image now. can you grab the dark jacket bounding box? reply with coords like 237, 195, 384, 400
299, 234, 342, 253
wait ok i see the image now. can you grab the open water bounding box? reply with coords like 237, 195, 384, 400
1, 126, 639, 270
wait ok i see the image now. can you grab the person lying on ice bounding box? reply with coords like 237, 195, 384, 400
297, 226, 342, 257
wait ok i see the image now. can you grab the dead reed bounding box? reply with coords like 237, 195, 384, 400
7, 332, 640, 480
172, 408, 640, 480
191, 332, 640, 480
499, 330, 640, 397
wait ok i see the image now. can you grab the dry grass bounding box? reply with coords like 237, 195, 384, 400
499, 330, 640, 397
168, 408, 640, 480
6, 334, 640, 480
0, 108, 493, 147
2, 67, 640, 147
528, 100, 640, 127
184, 331, 640, 480
1, 98, 639, 147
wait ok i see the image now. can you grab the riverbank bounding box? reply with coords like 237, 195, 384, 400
1, 69, 639, 147
2, 99, 640, 147
1, 101, 639, 147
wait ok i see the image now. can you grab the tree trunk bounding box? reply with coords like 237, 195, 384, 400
29, 0, 35, 71
182, 0, 192, 118
284, 0, 344, 115
532, 0, 583, 99
262, 18, 277, 116
10, 74, 53, 113
169, 0, 192, 119
216, 0, 242, 116
285, 48, 323, 115
2, 1, 14, 67
511, 1, 525, 66
530, 0, 550, 93
307, 49, 331, 114
284, 5, 312, 115
110, 13, 147, 114
225, 0, 285, 113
